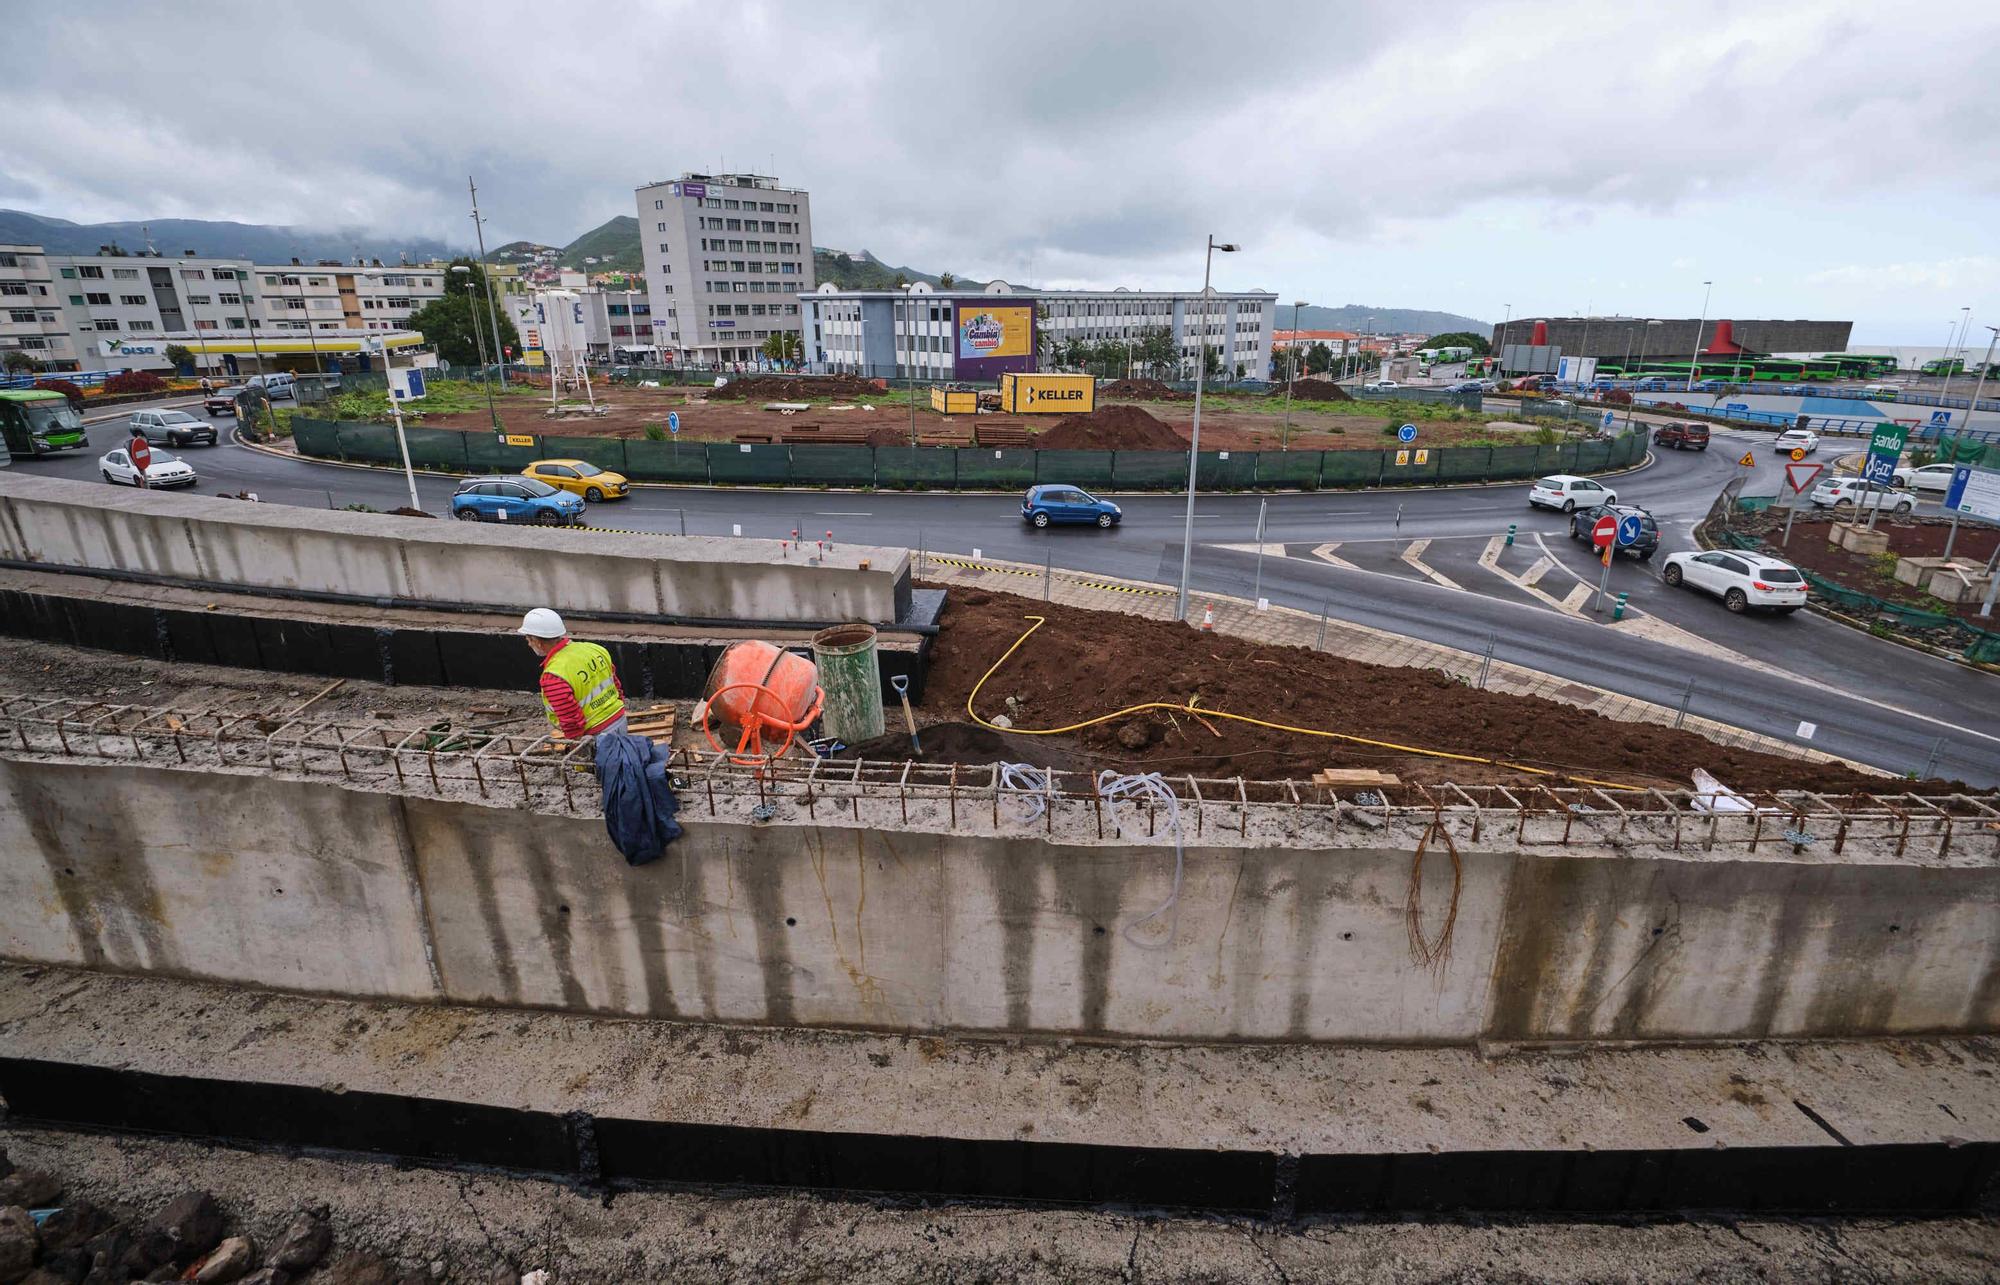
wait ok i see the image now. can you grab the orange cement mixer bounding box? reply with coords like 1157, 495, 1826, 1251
695, 640, 826, 764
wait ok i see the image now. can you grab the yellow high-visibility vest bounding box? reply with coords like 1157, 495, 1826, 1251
542, 641, 624, 732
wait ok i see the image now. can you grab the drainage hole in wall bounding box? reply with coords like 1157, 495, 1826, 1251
558, 904, 570, 916
62, 868, 74, 877
1093, 925, 1105, 936
1888, 924, 1900, 932
1682, 1116, 1710, 1134
786, 917, 797, 927
1340, 931, 1354, 941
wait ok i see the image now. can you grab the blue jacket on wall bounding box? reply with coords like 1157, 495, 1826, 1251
594, 731, 683, 866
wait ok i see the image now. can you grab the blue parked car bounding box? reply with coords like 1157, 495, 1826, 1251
450, 474, 587, 525
1022, 484, 1121, 529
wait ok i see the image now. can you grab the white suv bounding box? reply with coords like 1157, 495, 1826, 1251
1529, 474, 1618, 512
1810, 476, 1913, 513
1774, 428, 1820, 455
1662, 550, 1808, 614
1893, 462, 1956, 493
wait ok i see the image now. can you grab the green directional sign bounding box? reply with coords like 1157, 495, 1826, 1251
1869, 423, 1908, 456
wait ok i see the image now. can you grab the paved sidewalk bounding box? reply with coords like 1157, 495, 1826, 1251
916, 550, 1877, 773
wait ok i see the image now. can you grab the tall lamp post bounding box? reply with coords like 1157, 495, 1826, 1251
1500, 303, 1512, 375
468, 177, 508, 387
291, 272, 324, 376
1629, 319, 1662, 428
1175, 235, 1239, 621
1686, 280, 1713, 392
1938, 306, 1972, 401
1281, 298, 1307, 450
451, 265, 501, 433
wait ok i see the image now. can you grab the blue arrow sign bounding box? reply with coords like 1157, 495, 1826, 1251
1861, 453, 1896, 486
668, 411, 680, 433
1601, 410, 1615, 429
1397, 423, 1417, 443
1616, 513, 1644, 547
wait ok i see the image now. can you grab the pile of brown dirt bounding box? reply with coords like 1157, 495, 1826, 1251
708, 373, 886, 401
1268, 378, 1353, 402
916, 587, 1944, 793
1033, 404, 1185, 451
1100, 377, 1192, 402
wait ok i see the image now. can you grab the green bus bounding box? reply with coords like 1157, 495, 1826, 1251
0, 389, 89, 458
1822, 354, 1897, 378
1921, 357, 1966, 377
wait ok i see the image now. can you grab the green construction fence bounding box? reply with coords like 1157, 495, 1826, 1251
288, 418, 1646, 493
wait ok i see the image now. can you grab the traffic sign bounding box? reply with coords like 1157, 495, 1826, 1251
1615, 513, 1644, 547
1397, 423, 1417, 443
1738, 451, 1755, 467
1860, 453, 1897, 486
128, 435, 151, 473
1601, 410, 1615, 429
1790, 446, 1807, 461
1394, 449, 1410, 466
1591, 513, 1619, 549
1784, 461, 1824, 493
668, 411, 681, 433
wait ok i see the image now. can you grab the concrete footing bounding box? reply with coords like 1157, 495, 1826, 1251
1, 966, 1994, 1215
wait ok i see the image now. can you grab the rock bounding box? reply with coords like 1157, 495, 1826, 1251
0, 1149, 12, 1180
0, 1172, 59, 1210
142, 1192, 221, 1265
35, 1203, 109, 1255
0, 1205, 39, 1282
37, 1246, 88, 1285
268, 1212, 330, 1273
325, 1253, 396, 1285
18, 1269, 74, 1285
139, 1267, 179, 1283
1115, 719, 1157, 750
191, 1236, 256, 1283
236, 1270, 288, 1285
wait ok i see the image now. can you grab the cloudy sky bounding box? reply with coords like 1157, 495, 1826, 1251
6, 0, 1997, 341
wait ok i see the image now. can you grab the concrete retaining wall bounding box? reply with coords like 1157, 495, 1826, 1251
5, 758, 1996, 1043
0, 473, 910, 625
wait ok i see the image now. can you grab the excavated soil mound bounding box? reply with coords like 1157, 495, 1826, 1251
916, 588, 1942, 793
1033, 404, 1185, 451
1268, 378, 1353, 401
709, 373, 885, 401
1100, 377, 1192, 402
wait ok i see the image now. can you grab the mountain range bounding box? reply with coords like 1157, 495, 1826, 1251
0, 208, 460, 266
2, 208, 1489, 333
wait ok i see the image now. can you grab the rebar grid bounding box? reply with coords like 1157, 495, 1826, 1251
2, 694, 1996, 860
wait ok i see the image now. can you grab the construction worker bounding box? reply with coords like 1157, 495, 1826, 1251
517, 608, 628, 738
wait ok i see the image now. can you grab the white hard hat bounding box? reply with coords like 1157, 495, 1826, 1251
517, 607, 567, 639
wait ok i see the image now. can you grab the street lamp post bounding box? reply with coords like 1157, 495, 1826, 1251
291, 273, 324, 376
1175, 236, 1239, 621
1281, 299, 1307, 450
1500, 303, 1512, 376
1629, 319, 1662, 428
1687, 280, 1713, 393
1939, 307, 1972, 401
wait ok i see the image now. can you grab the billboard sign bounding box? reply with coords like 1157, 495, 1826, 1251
953, 300, 1036, 379
1945, 464, 2000, 521
676, 181, 708, 200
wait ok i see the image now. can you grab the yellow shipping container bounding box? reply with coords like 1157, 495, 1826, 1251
999, 372, 1095, 414
930, 387, 978, 414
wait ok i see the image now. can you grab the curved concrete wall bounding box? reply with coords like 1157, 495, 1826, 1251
0, 473, 910, 624
2, 757, 1994, 1044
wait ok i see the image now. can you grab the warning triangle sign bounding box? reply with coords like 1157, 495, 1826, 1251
1738, 451, 1755, 467
1785, 461, 1824, 493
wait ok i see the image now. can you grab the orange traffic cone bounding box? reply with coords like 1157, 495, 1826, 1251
1200, 604, 1215, 631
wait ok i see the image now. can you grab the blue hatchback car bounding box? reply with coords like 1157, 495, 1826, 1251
450, 475, 587, 525
1022, 484, 1121, 528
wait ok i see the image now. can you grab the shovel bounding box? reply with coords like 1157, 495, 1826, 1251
890, 674, 921, 754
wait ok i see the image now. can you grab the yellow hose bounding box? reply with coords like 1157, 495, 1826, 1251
966, 614, 1647, 793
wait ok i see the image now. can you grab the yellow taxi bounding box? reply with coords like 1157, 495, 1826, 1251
521, 459, 630, 502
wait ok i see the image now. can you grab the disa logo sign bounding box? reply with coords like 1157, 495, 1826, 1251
1025, 385, 1084, 404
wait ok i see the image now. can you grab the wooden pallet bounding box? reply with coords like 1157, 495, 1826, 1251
1311, 769, 1401, 787
625, 704, 678, 740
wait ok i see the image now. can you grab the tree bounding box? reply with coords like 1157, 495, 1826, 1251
761, 331, 802, 367
1202, 345, 1222, 378
892, 273, 909, 289
2, 351, 44, 374
1304, 342, 1334, 376
937, 272, 956, 288
164, 344, 195, 372
404, 259, 519, 368
1135, 325, 1176, 376
1422, 331, 1489, 356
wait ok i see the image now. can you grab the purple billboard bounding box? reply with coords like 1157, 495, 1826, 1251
952, 300, 1037, 380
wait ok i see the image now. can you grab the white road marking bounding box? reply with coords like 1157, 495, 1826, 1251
1213, 542, 1288, 557
1561, 583, 1593, 612
1521, 557, 1554, 588
1400, 539, 1462, 590
1479, 534, 1588, 617
813, 511, 874, 516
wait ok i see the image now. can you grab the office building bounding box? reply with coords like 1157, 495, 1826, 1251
0, 245, 75, 371
801, 282, 1277, 381
635, 172, 814, 364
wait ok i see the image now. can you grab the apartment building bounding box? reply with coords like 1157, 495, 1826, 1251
0, 245, 75, 371
635, 172, 814, 364
802, 282, 1278, 381
0, 244, 442, 374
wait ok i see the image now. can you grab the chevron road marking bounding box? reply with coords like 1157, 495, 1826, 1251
1399, 539, 1462, 590
1477, 534, 1588, 617
1310, 541, 1361, 570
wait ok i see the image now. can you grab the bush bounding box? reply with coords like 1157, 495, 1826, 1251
642, 422, 667, 441
33, 378, 84, 408
103, 370, 168, 396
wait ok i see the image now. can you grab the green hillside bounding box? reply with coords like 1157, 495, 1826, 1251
561, 216, 642, 271
814, 249, 983, 291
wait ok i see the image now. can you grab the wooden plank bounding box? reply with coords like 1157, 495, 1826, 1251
1311, 769, 1401, 786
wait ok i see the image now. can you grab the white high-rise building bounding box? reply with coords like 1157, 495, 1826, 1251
635, 172, 814, 366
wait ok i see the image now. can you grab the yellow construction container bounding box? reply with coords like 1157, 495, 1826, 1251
930, 387, 979, 414
999, 372, 1095, 414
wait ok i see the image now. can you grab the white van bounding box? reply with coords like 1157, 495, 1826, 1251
1861, 382, 1899, 401
247, 372, 298, 401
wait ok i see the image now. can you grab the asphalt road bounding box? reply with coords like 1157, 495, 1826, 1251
27, 400, 2000, 785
